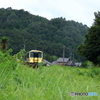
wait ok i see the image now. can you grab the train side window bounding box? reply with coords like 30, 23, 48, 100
30, 52, 34, 57
38, 52, 42, 57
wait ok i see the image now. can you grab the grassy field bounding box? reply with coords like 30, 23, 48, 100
0, 58, 100, 100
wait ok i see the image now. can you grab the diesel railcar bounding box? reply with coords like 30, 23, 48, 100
25, 50, 43, 67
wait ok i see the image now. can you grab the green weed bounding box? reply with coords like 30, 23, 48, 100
0, 51, 100, 100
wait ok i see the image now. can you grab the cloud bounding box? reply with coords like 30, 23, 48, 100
0, 0, 100, 26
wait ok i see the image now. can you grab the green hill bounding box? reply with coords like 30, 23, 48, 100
0, 7, 88, 61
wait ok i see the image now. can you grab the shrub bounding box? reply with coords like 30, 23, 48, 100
81, 61, 94, 68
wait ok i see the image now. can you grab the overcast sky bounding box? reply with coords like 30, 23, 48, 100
0, 0, 100, 27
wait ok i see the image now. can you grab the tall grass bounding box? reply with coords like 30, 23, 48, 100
0, 50, 100, 100
0, 64, 100, 100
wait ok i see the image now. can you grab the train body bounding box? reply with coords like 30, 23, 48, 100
25, 50, 43, 67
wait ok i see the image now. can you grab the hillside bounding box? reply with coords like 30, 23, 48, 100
0, 7, 88, 61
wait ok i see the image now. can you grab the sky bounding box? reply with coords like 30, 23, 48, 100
0, 0, 100, 27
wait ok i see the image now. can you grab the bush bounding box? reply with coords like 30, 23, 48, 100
81, 61, 94, 68
91, 67, 100, 75
0, 49, 18, 70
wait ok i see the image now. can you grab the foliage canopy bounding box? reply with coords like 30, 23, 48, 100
0, 7, 88, 61
77, 11, 100, 65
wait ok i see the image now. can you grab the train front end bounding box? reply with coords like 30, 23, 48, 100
25, 50, 43, 67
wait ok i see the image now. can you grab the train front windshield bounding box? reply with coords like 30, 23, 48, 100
30, 52, 42, 58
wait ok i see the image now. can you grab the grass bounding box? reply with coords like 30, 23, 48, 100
0, 61, 100, 100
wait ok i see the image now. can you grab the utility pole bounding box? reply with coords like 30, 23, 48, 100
69, 52, 72, 59
72, 48, 74, 62
63, 45, 65, 65
23, 39, 27, 50
24, 41, 25, 50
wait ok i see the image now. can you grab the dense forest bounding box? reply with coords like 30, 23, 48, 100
0, 7, 88, 62
77, 11, 100, 65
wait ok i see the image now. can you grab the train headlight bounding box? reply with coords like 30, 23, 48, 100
30, 59, 33, 62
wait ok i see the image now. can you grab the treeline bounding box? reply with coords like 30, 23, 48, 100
77, 11, 100, 65
0, 7, 88, 62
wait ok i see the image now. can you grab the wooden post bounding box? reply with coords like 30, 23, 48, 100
63, 45, 65, 65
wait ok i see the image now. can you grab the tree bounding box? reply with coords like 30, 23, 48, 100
0, 8, 88, 61
0, 36, 9, 52
77, 11, 100, 65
